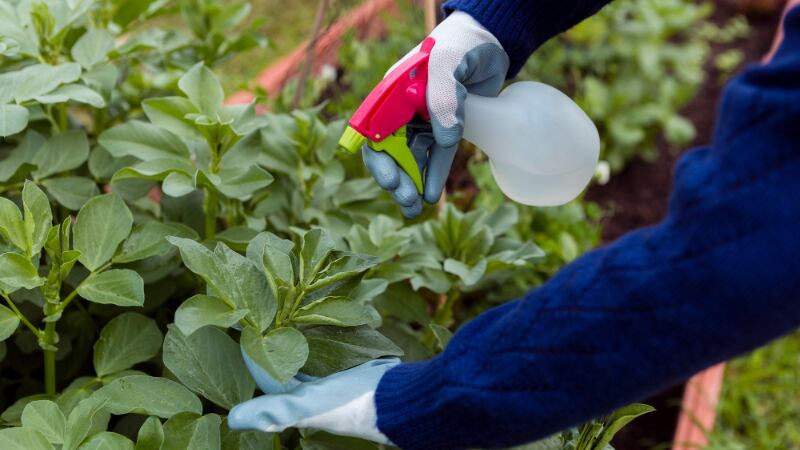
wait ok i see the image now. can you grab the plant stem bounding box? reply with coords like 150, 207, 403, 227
422, 290, 461, 351
203, 188, 218, 239
2, 293, 42, 338
57, 262, 112, 314
57, 104, 68, 132
292, 0, 329, 110
272, 433, 282, 450
43, 321, 56, 396
434, 290, 460, 327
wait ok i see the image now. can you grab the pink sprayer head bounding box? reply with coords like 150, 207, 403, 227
338, 37, 435, 153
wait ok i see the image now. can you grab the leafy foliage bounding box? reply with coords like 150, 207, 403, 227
0, 0, 668, 449
518, 0, 748, 171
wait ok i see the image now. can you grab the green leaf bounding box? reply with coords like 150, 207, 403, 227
664, 115, 696, 145
215, 166, 274, 200
161, 171, 195, 197
308, 252, 378, 291
112, 0, 157, 27
92, 375, 202, 419
300, 431, 377, 450
14, 63, 82, 103
22, 181, 52, 257
82, 64, 119, 99
302, 326, 403, 377
111, 158, 196, 184
0, 252, 44, 294
241, 326, 308, 383
299, 229, 335, 285
443, 259, 487, 287
114, 222, 197, 264
0, 304, 20, 341
485, 203, 519, 237
78, 432, 134, 450
174, 294, 248, 336
221, 425, 274, 450
99, 121, 191, 161
142, 97, 201, 140
88, 146, 136, 179
215, 226, 259, 251
347, 215, 411, 261
0, 104, 29, 137
30, 130, 90, 179
0, 198, 25, 251
1, 394, 50, 425
163, 325, 254, 410
21, 400, 66, 444
246, 232, 295, 295
0, 427, 53, 450
0, 131, 42, 182
592, 404, 655, 450
63, 398, 110, 450
167, 237, 275, 332
293, 297, 376, 327
93, 313, 162, 377
162, 413, 221, 450
135, 417, 164, 450
78, 270, 144, 307
74, 194, 133, 271
429, 324, 453, 351
219, 131, 263, 168
34, 84, 105, 108
410, 268, 451, 295
71, 29, 115, 69
178, 63, 224, 116
42, 177, 99, 211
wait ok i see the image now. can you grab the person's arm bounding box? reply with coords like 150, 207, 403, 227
443, 0, 614, 77
375, 8, 800, 450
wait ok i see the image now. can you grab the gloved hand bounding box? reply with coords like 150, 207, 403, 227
228, 354, 400, 444
363, 10, 509, 218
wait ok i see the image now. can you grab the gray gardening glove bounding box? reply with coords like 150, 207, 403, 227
363, 11, 510, 218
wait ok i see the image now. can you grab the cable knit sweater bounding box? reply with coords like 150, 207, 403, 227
375, 4, 800, 450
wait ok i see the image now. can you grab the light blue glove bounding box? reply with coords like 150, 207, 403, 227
228, 355, 401, 445
363, 11, 509, 218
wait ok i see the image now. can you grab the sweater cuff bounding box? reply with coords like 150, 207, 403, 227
375, 357, 456, 450
443, 0, 537, 77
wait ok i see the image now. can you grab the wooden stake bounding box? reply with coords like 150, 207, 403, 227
423, 0, 437, 33
292, 0, 330, 110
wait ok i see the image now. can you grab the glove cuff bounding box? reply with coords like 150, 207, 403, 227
443, 1, 533, 77
374, 358, 458, 450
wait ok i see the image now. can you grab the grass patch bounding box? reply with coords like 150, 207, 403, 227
707, 331, 800, 450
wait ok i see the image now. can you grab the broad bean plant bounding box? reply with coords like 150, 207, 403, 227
0, 1, 654, 449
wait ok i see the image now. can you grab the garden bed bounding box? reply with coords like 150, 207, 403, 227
0, 0, 790, 449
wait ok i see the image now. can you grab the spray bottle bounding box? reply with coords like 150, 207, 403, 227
338, 37, 600, 207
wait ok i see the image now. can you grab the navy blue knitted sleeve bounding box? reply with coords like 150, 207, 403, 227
443, 0, 612, 76
375, 8, 800, 450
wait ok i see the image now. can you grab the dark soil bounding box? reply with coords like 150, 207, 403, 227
592, 3, 783, 450
585, 4, 782, 243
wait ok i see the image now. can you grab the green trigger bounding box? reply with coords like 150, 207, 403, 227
369, 126, 423, 194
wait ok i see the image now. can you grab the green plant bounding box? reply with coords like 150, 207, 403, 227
0, 1, 652, 448
518, 0, 749, 172
470, 161, 602, 289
